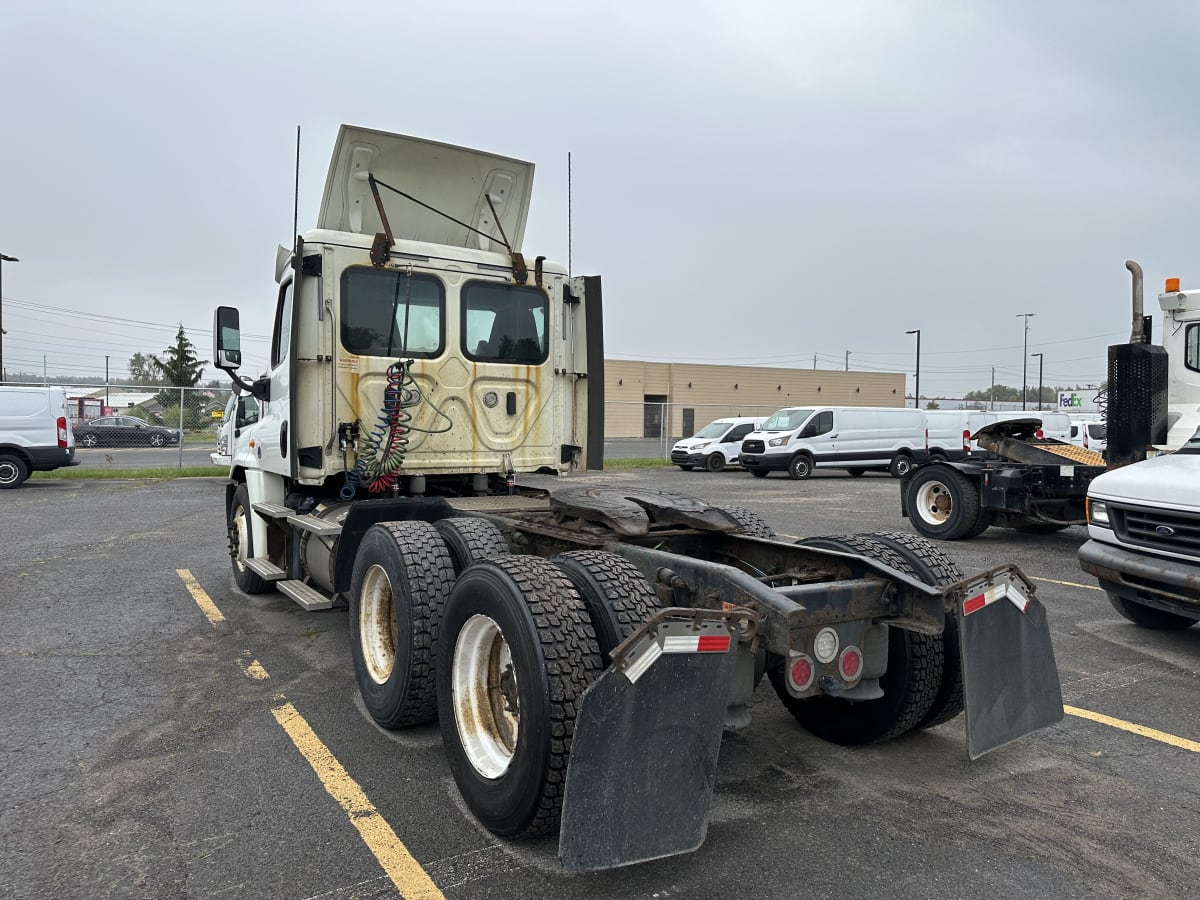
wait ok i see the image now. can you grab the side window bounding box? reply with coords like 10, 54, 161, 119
1187, 323, 1200, 373
727, 424, 754, 442
272, 280, 294, 369
340, 268, 443, 358
810, 411, 834, 436
462, 281, 548, 363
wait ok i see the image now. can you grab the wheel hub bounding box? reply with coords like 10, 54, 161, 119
453, 614, 520, 778
359, 564, 398, 685
915, 481, 953, 524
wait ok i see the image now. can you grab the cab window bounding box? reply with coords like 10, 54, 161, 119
340, 267, 444, 357
462, 282, 548, 364
1187, 324, 1199, 373
272, 281, 293, 368
801, 411, 834, 437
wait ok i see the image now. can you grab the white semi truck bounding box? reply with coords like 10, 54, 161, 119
213, 125, 1064, 871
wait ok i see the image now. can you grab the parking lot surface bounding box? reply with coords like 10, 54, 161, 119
2, 468, 1198, 899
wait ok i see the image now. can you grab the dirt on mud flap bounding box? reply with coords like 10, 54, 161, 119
954, 565, 1064, 759
558, 607, 759, 872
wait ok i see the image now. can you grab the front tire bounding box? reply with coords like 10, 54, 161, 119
349, 521, 455, 727
0, 453, 29, 488
787, 454, 813, 480
889, 453, 914, 478
437, 556, 603, 838
905, 465, 991, 540
1107, 592, 1198, 630
229, 484, 270, 594
750, 468, 769, 478
705, 453, 726, 473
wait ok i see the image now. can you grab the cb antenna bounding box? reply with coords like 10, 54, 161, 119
567, 151, 572, 277
293, 125, 301, 247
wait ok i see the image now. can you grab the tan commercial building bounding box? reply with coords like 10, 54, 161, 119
605, 360, 906, 439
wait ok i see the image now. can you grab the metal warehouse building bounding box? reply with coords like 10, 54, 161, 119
604, 360, 906, 439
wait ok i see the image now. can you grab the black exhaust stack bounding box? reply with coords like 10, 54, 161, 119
1106, 260, 1168, 467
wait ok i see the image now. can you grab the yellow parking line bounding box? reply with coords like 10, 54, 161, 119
1032, 576, 1101, 591
271, 702, 444, 899
1064, 705, 1200, 752
177, 569, 225, 624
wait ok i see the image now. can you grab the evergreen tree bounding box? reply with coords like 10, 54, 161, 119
128, 352, 163, 385
152, 326, 208, 387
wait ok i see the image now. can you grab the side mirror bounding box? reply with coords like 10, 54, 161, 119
214, 306, 243, 371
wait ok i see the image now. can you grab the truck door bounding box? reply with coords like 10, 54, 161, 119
253, 278, 294, 477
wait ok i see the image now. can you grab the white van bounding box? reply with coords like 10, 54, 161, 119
670, 416, 764, 472
924, 410, 1038, 460
0, 386, 78, 487
1068, 419, 1107, 453
739, 406, 925, 479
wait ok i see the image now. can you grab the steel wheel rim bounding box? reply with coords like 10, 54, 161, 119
232, 505, 251, 573
0, 461, 17, 484
452, 614, 519, 778
915, 480, 953, 525
359, 564, 398, 685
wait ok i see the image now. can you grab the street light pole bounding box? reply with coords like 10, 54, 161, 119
0, 253, 19, 384
1030, 352, 1044, 410
1017, 312, 1036, 410
905, 329, 921, 409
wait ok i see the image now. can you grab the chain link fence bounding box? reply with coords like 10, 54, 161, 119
13, 382, 233, 470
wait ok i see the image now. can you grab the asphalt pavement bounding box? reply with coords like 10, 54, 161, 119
2, 468, 1198, 899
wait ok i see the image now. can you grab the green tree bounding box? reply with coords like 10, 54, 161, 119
152, 326, 208, 387
153, 326, 210, 430
128, 352, 163, 385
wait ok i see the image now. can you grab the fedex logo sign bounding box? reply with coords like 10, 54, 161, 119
1059, 392, 1084, 409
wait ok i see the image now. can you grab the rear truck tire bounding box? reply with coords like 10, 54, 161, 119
705, 452, 726, 473
928, 452, 948, 465
552, 551, 662, 663
770, 534, 944, 744
434, 517, 511, 576
717, 504, 776, 538
787, 454, 813, 480
0, 453, 29, 488
846, 467, 866, 477
437, 556, 603, 838
677, 464, 694, 471
861, 531, 966, 729
750, 468, 769, 478
1106, 592, 1199, 630
905, 465, 991, 540
889, 453, 915, 478
349, 521, 456, 727
229, 484, 270, 594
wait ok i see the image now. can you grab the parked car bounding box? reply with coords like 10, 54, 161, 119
670, 416, 765, 472
74, 415, 181, 448
0, 386, 78, 487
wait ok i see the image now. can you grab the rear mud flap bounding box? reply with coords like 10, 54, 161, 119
958, 574, 1063, 759
559, 617, 740, 872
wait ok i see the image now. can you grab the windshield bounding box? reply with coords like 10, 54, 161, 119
693, 421, 732, 439
762, 408, 814, 431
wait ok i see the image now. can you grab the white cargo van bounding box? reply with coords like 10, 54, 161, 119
924, 410, 1044, 461
1068, 420, 1107, 454
0, 386, 78, 487
670, 416, 764, 472
739, 406, 925, 479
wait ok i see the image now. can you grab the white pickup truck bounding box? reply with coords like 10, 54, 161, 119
1078, 426, 1200, 629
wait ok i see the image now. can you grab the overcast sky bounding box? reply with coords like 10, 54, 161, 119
2, 0, 1198, 399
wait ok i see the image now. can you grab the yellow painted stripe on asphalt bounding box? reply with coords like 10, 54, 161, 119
1032, 576, 1102, 591
178, 569, 225, 624
240, 658, 270, 680
271, 702, 444, 899
1065, 705, 1200, 752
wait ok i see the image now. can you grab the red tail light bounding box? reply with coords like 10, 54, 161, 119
1083, 430, 1089, 448
962, 429, 971, 452
839, 646, 863, 681
788, 655, 815, 692
57, 417, 68, 448
1035, 428, 1044, 439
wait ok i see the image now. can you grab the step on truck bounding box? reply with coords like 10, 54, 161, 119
213, 125, 1064, 872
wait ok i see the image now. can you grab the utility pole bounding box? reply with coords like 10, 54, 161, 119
0, 253, 19, 383
1031, 352, 1044, 410
991, 367, 995, 411
844, 350, 850, 372
105, 356, 111, 408
1016, 312, 1036, 410
906, 329, 921, 409
812, 354, 817, 370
